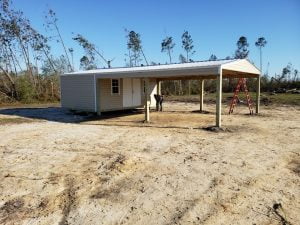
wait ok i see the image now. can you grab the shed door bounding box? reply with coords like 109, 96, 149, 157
123, 78, 132, 107
132, 78, 141, 106
123, 78, 141, 107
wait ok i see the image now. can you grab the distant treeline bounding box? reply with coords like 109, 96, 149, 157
0, 0, 299, 104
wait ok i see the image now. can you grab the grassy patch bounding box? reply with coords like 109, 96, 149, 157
266, 93, 300, 106
165, 92, 300, 106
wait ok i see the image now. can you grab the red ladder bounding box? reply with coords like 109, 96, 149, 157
229, 78, 254, 115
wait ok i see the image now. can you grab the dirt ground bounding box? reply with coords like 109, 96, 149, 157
0, 101, 299, 225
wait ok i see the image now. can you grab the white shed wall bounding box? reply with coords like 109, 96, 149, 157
149, 80, 157, 108
141, 79, 157, 108
60, 75, 95, 112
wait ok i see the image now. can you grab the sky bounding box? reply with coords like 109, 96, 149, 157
12, 0, 300, 76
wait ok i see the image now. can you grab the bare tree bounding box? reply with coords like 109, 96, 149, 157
255, 37, 267, 73
161, 36, 175, 63
0, 1, 63, 102
235, 36, 249, 59
73, 34, 113, 68
293, 69, 299, 81
126, 30, 148, 66
68, 48, 74, 71
45, 9, 72, 71
209, 54, 217, 61
181, 31, 195, 61
181, 31, 195, 95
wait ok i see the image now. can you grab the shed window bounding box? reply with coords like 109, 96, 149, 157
111, 79, 120, 94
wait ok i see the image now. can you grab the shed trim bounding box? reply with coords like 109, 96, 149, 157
93, 74, 97, 112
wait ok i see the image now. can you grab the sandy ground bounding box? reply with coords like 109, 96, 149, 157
0, 101, 299, 225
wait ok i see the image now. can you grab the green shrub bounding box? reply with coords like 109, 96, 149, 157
15, 76, 38, 103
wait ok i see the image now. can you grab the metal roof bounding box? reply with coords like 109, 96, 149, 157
62, 59, 260, 78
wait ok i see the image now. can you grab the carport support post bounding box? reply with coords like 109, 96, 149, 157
157, 79, 161, 95
216, 70, 223, 127
199, 79, 204, 112
156, 79, 161, 111
144, 78, 150, 122
256, 75, 260, 114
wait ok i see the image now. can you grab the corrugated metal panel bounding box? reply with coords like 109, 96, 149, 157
99, 79, 123, 111
60, 75, 95, 112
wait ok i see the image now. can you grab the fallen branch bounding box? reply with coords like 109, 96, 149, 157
272, 203, 292, 225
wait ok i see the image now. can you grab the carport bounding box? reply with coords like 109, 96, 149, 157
141, 59, 260, 127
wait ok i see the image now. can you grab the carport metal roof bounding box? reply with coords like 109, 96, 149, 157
63, 59, 260, 79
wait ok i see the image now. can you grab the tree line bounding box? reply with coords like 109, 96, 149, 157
0, 0, 299, 104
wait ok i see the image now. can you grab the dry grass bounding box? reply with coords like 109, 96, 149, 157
0, 117, 35, 125
166, 92, 300, 106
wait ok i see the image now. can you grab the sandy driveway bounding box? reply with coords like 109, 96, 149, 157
0, 102, 299, 225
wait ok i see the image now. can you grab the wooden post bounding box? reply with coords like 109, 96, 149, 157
216, 70, 223, 127
144, 78, 150, 122
156, 79, 161, 111
256, 75, 260, 114
199, 79, 204, 112
157, 79, 161, 95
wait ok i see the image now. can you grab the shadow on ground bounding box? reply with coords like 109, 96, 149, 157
0, 106, 239, 132
0, 107, 146, 123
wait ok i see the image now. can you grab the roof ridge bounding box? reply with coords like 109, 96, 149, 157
63, 58, 239, 76
84, 58, 237, 71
